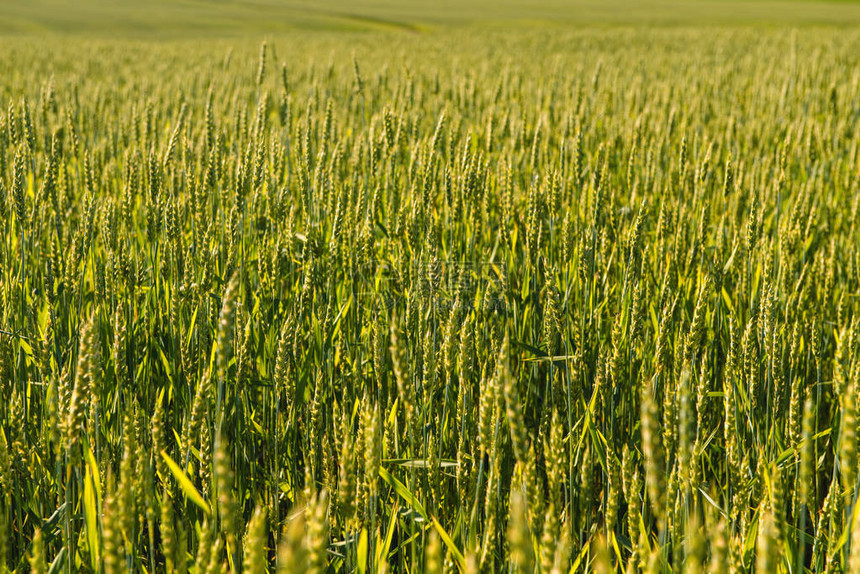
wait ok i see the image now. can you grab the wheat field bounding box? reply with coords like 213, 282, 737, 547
0, 8, 860, 574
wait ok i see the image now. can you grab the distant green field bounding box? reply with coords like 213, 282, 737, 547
2, 0, 860, 36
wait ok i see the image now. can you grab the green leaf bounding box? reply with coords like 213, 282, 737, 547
721, 286, 735, 313
743, 509, 759, 559
395, 459, 458, 469
569, 535, 592, 573
512, 339, 545, 358
19, 338, 34, 357
376, 501, 399, 567
83, 466, 99, 572
157, 345, 173, 383
161, 450, 211, 514
378, 467, 464, 572
431, 517, 465, 572
379, 466, 427, 521
47, 547, 67, 574
356, 528, 368, 574
84, 444, 102, 500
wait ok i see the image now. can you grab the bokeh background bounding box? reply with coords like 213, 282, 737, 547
2, 0, 860, 37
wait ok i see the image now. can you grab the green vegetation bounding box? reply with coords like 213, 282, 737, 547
3, 0, 860, 36
1, 6, 860, 574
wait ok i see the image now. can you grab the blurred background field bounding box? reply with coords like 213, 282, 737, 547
2, 0, 860, 37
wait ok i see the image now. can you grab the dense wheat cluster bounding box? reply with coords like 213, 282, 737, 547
0, 26, 859, 573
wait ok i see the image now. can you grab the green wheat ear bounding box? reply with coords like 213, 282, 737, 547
243, 506, 268, 574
